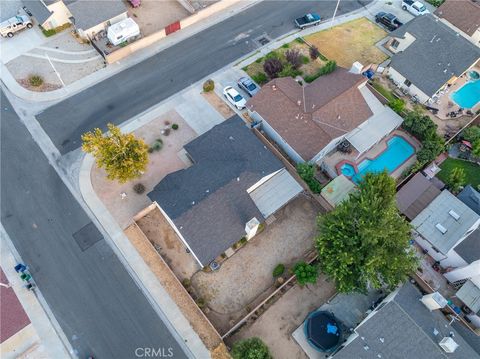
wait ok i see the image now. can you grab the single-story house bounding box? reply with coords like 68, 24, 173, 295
331, 281, 479, 358
396, 172, 442, 220
23, 0, 127, 39
458, 185, 480, 215
411, 190, 480, 267
147, 116, 303, 268
247, 67, 404, 164
385, 14, 480, 104
435, 0, 480, 46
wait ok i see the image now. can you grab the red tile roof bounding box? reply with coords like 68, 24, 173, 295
247, 68, 372, 160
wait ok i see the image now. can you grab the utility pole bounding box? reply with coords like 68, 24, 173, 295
331, 0, 341, 28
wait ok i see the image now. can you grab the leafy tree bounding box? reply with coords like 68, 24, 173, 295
315, 171, 417, 293
294, 261, 319, 286
297, 163, 322, 193
416, 139, 444, 164
388, 98, 405, 114
82, 123, 149, 183
447, 167, 466, 194
231, 338, 272, 359
462, 126, 480, 143
402, 110, 437, 141
309, 45, 320, 60
472, 140, 480, 158
263, 58, 283, 79
285, 49, 302, 69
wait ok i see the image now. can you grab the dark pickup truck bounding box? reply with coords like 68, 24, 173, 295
375, 12, 403, 31
295, 13, 321, 29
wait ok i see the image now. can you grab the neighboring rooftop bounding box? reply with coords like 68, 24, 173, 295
321, 175, 356, 207
148, 116, 297, 266
458, 185, 480, 215
457, 280, 480, 316
247, 68, 372, 161
396, 172, 442, 220
435, 0, 480, 36
454, 228, 480, 264
65, 0, 126, 30
389, 14, 480, 97
22, 0, 53, 24
411, 190, 480, 254
332, 281, 480, 359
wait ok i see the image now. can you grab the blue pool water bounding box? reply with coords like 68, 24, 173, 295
340, 136, 415, 184
451, 79, 480, 109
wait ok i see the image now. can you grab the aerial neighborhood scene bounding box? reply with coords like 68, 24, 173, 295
2, 0, 480, 358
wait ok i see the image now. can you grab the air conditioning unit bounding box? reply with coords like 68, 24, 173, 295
439, 337, 458, 353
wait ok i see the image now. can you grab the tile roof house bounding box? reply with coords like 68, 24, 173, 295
23, 0, 127, 39
396, 172, 442, 220
412, 190, 480, 267
331, 281, 480, 359
246, 68, 404, 164
147, 116, 303, 267
435, 0, 480, 46
385, 14, 480, 104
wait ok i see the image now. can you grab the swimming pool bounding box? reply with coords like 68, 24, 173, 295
340, 136, 415, 183
451, 79, 480, 109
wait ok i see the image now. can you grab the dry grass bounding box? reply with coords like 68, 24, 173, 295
304, 17, 388, 68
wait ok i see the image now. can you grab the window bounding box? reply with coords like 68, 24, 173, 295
391, 39, 400, 49
404, 79, 412, 87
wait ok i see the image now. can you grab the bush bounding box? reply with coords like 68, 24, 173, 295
297, 163, 322, 193
388, 98, 405, 114
285, 49, 302, 69
181, 278, 191, 288
263, 58, 283, 79
301, 55, 310, 64
416, 139, 444, 164
265, 51, 279, 60
293, 261, 318, 286
281, 43, 289, 49
252, 72, 268, 85
203, 79, 214, 92
231, 338, 272, 359
195, 297, 206, 308
133, 183, 146, 194
273, 264, 285, 277
309, 46, 320, 60
149, 139, 163, 153
172, 123, 179, 130
401, 110, 438, 141
304, 60, 336, 83
446, 167, 466, 194
278, 63, 301, 78
41, 23, 70, 37
462, 126, 480, 143
255, 57, 264, 63
295, 37, 304, 44
28, 75, 44, 87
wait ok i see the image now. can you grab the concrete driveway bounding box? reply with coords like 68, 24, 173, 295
0, 23, 47, 64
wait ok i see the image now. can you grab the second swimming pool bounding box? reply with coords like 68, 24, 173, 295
340, 136, 415, 184
451, 79, 480, 109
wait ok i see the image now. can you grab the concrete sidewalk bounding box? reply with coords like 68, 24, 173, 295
0, 0, 261, 103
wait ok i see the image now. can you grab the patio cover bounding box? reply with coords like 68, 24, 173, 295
456, 280, 480, 315
346, 107, 403, 156
321, 175, 356, 207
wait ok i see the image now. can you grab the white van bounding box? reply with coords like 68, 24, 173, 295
0, 15, 33, 38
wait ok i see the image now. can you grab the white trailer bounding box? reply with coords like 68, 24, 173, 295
107, 18, 140, 46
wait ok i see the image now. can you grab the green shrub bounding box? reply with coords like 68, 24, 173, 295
281, 43, 289, 49
252, 72, 268, 85
272, 264, 285, 277
133, 183, 145, 194
149, 139, 163, 153
265, 51, 279, 60
293, 261, 318, 286
426, 0, 444, 6
370, 80, 396, 102
462, 126, 480, 143
388, 98, 405, 114
28, 75, 44, 87
301, 55, 310, 64
255, 56, 264, 63
304, 60, 336, 83
231, 338, 272, 359
278, 63, 301, 78
172, 123, 179, 130
295, 37, 304, 44
203, 79, 214, 92
297, 163, 322, 193
41, 23, 70, 37
181, 278, 191, 288
195, 297, 206, 308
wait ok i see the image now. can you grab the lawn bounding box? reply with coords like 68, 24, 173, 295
437, 157, 480, 188
304, 17, 388, 68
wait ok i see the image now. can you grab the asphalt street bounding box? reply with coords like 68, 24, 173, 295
38, 0, 371, 154
1, 92, 187, 358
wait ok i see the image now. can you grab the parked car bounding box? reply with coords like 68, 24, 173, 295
295, 13, 321, 30
0, 15, 33, 38
223, 86, 247, 110
375, 12, 403, 31
402, 0, 430, 16
237, 77, 259, 97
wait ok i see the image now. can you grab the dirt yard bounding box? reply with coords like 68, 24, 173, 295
91, 110, 196, 229
191, 196, 320, 332
135, 207, 199, 281
201, 91, 235, 119
227, 276, 336, 359
305, 17, 388, 68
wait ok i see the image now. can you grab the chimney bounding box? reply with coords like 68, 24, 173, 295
420, 292, 448, 311
245, 217, 260, 240
439, 337, 459, 353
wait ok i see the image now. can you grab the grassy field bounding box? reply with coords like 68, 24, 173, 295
304, 17, 388, 68
437, 157, 480, 188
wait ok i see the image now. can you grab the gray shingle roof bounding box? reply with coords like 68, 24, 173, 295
148, 116, 284, 267
333, 282, 480, 359
453, 228, 480, 264
458, 185, 480, 215
411, 190, 480, 254
66, 0, 126, 30
389, 14, 480, 97
22, 0, 53, 24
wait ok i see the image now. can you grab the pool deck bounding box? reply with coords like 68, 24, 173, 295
321, 129, 421, 182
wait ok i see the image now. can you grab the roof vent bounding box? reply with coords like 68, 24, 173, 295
439, 337, 459, 353
436, 223, 447, 234
448, 210, 460, 221
297, 100, 302, 106
272, 85, 277, 91
363, 345, 369, 351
